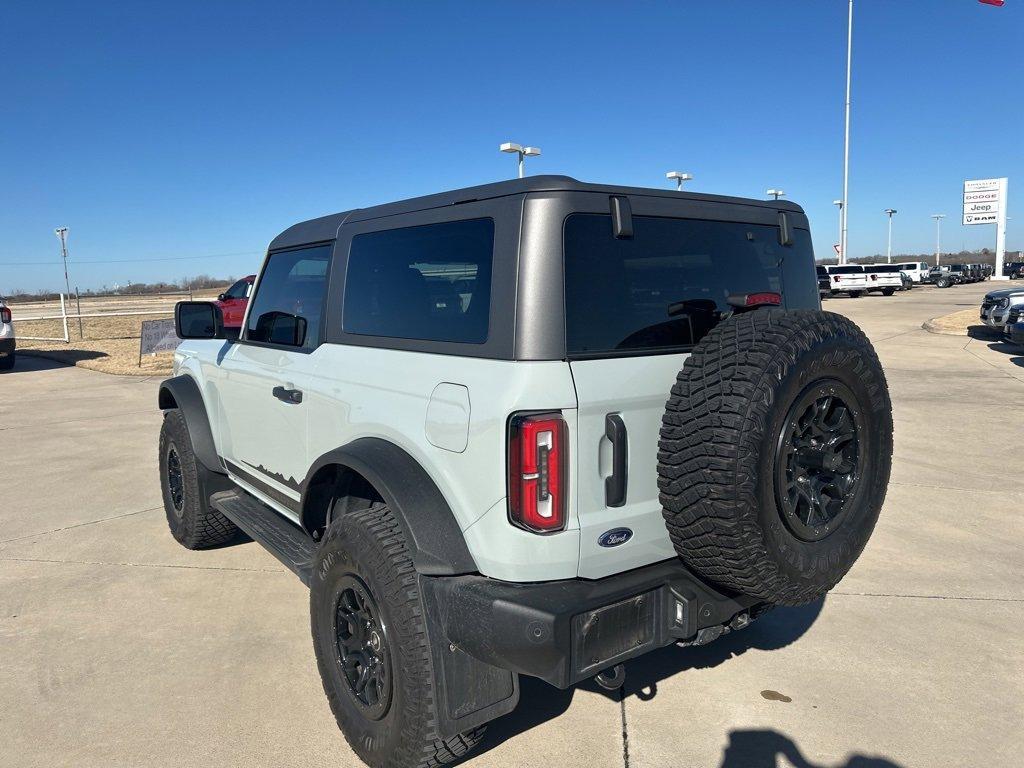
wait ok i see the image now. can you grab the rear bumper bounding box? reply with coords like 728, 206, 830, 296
0, 337, 14, 355
423, 558, 761, 689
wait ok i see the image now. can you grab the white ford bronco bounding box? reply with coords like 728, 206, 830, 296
159, 176, 893, 768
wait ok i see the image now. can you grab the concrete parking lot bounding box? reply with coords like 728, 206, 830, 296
2, 282, 1022, 768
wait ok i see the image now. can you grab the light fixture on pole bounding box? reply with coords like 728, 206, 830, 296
840, 0, 854, 275
884, 208, 897, 263
833, 200, 844, 262
766, 189, 785, 201
666, 171, 693, 191
931, 214, 946, 266
500, 142, 541, 179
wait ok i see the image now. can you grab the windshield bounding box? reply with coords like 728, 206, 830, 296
830, 266, 864, 274
867, 265, 900, 273
563, 213, 817, 357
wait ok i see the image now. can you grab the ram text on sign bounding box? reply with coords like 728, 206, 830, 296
963, 212, 999, 225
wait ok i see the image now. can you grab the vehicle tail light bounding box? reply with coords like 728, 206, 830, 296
870, 274, 878, 281
508, 412, 567, 533
740, 292, 781, 307
0, 307, 10, 324
833, 275, 841, 283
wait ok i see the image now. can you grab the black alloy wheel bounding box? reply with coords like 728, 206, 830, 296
774, 381, 861, 542
334, 575, 392, 720
166, 445, 185, 518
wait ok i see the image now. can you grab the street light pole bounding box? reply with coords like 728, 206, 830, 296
884, 208, 897, 263
666, 171, 693, 191
500, 142, 541, 178
931, 214, 946, 266
766, 189, 786, 201
840, 0, 854, 268
833, 200, 844, 261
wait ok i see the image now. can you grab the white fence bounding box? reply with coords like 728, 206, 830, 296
15, 293, 175, 343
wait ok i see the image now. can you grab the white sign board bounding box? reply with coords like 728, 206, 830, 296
962, 177, 1009, 280
962, 177, 1006, 226
139, 318, 180, 356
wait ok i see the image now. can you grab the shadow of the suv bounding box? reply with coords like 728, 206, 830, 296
461, 598, 825, 763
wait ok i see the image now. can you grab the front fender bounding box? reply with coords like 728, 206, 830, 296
158, 374, 224, 475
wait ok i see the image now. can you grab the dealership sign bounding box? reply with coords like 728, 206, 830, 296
962, 178, 1006, 226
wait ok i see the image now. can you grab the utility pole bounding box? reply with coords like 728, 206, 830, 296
54, 227, 83, 337
833, 200, 844, 260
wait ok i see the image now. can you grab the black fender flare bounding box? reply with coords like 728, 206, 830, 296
302, 438, 478, 576
158, 375, 225, 475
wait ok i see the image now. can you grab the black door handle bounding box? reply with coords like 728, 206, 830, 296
605, 413, 627, 507
272, 386, 303, 404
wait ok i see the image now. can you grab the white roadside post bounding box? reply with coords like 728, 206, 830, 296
59, 293, 69, 343
963, 178, 1009, 280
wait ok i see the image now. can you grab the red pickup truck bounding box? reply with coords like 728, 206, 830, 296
215, 275, 255, 327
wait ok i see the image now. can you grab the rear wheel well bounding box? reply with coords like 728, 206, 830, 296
302, 464, 383, 542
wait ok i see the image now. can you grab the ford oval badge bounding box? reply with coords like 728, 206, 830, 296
598, 528, 633, 548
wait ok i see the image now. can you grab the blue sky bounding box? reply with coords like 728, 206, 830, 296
1, 1, 1021, 292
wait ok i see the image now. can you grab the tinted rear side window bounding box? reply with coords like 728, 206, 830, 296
344, 218, 494, 344
246, 244, 331, 350
563, 214, 814, 357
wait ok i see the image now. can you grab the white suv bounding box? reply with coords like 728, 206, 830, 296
158, 176, 893, 768
0, 299, 15, 371
825, 264, 868, 297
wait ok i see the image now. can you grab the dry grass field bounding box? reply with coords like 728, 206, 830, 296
10, 288, 222, 375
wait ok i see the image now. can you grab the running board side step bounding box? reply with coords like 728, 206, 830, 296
210, 489, 316, 585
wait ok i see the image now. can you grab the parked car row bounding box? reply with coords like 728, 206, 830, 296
817, 262, 927, 298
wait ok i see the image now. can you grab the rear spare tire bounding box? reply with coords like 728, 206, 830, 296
658, 309, 892, 606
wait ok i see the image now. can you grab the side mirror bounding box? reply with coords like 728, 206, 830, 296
217, 293, 226, 301
254, 311, 307, 347
175, 301, 225, 339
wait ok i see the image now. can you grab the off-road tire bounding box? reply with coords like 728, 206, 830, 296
936, 276, 951, 288
0, 352, 14, 371
158, 410, 238, 548
658, 309, 892, 606
311, 502, 486, 768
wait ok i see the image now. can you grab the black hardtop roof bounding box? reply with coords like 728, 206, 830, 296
269, 175, 805, 251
